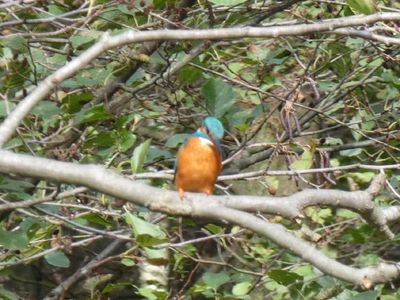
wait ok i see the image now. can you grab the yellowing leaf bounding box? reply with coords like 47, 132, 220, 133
348, 0, 376, 15
291, 149, 313, 170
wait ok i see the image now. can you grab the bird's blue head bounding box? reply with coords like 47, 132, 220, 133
202, 117, 224, 140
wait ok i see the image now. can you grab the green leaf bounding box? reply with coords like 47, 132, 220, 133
347, 0, 376, 15
202, 271, 230, 290
147, 147, 172, 162
291, 149, 313, 170
0, 228, 29, 250
232, 282, 252, 296
117, 129, 136, 152
358, 110, 375, 131
0, 101, 15, 117
31, 100, 61, 120
62, 92, 93, 113
70, 31, 101, 48
0, 285, 20, 300
201, 78, 235, 118
73, 105, 113, 124
268, 269, 303, 285
308, 208, 332, 225
85, 132, 115, 148
346, 171, 375, 184
44, 250, 70, 268
165, 134, 190, 148
205, 224, 224, 234
80, 213, 113, 227
103, 282, 134, 293
356, 253, 380, 265
144, 247, 169, 265
340, 148, 363, 157
131, 139, 151, 173
328, 42, 352, 77
121, 258, 135, 267
2, 36, 26, 53
83, 274, 113, 295
0, 177, 34, 192
324, 137, 343, 146
178, 66, 203, 84
125, 212, 167, 246
137, 287, 158, 300
350, 291, 378, 300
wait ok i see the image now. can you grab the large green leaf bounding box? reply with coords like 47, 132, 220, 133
268, 269, 303, 285
2, 36, 26, 53
131, 139, 151, 173
31, 100, 61, 120
291, 149, 313, 170
144, 247, 169, 265
202, 271, 230, 290
117, 129, 136, 152
44, 250, 70, 268
232, 282, 252, 296
201, 78, 235, 118
0, 228, 29, 250
125, 212, 167, 246
73, 105, 113, 124
70, 31, 101, 48
348, 0, 376, 15
165, 134, 190, 148
350, 291, 378, 300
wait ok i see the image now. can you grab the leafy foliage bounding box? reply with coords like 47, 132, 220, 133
0, 0, 400, 299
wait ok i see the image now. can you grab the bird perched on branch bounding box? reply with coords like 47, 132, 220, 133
175, 117, 224, 199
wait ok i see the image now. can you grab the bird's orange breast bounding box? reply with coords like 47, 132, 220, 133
175, 137, 222, 197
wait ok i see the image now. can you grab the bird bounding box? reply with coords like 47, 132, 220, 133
174, 117, 224, 199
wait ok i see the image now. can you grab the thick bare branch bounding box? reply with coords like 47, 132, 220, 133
197, 205, 400, 288
0, 149, 398, 287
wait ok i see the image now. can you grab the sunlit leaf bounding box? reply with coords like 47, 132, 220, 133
131, 139, 151, 173
83, 274, 113, 296
121, 258, 136, 267
137, 287, 158, 300
125, 212, 167, 246
232, 282, 252, 296
346, 171, 375, 184
348, 0, 376, 15
291, 149, 313, 170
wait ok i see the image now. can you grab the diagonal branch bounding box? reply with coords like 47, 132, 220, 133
0, 149, 398, 287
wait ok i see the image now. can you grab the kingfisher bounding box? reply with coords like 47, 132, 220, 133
174, 117, 224, 199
